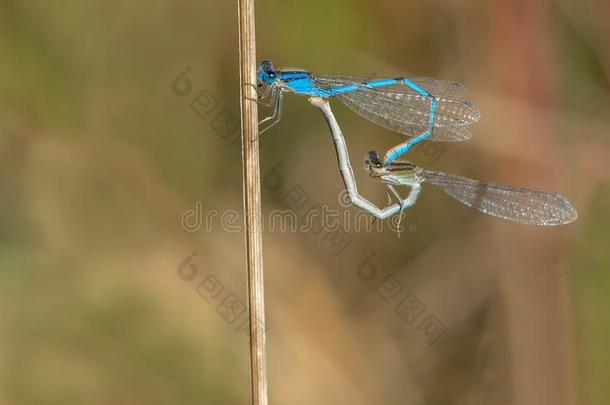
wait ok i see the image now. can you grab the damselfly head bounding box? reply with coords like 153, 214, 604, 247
366, 150, 383, 168
364, 151, 386, 177
257, 60, 277, 86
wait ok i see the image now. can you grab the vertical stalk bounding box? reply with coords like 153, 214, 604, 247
237, 1, 268, 404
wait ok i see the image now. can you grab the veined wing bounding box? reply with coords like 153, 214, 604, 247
314, 75, 480, 142
418, 169, 577, 225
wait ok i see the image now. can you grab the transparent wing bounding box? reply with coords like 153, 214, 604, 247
418, 169, 577, 225
314, 75, 480, 142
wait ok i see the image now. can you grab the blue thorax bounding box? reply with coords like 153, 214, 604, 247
279, 71, 317, 95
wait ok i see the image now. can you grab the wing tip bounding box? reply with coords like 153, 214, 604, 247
535, 193, 578, 226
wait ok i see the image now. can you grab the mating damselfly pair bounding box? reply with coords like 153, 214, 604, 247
252, 60, 577, 226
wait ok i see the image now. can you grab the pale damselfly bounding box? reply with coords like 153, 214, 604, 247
364, 151, 577, 226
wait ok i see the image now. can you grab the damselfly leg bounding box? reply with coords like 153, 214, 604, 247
245, 83, 277, 107
258, 91, 284, 135
385, 183, 422, 236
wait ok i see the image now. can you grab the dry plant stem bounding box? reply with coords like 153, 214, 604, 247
238, 0, 268, 404
309, 97, 406, 219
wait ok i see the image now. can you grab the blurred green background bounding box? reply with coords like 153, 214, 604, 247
1, 0, 609, 404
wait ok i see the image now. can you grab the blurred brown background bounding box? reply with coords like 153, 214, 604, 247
1, 0, 609, 404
